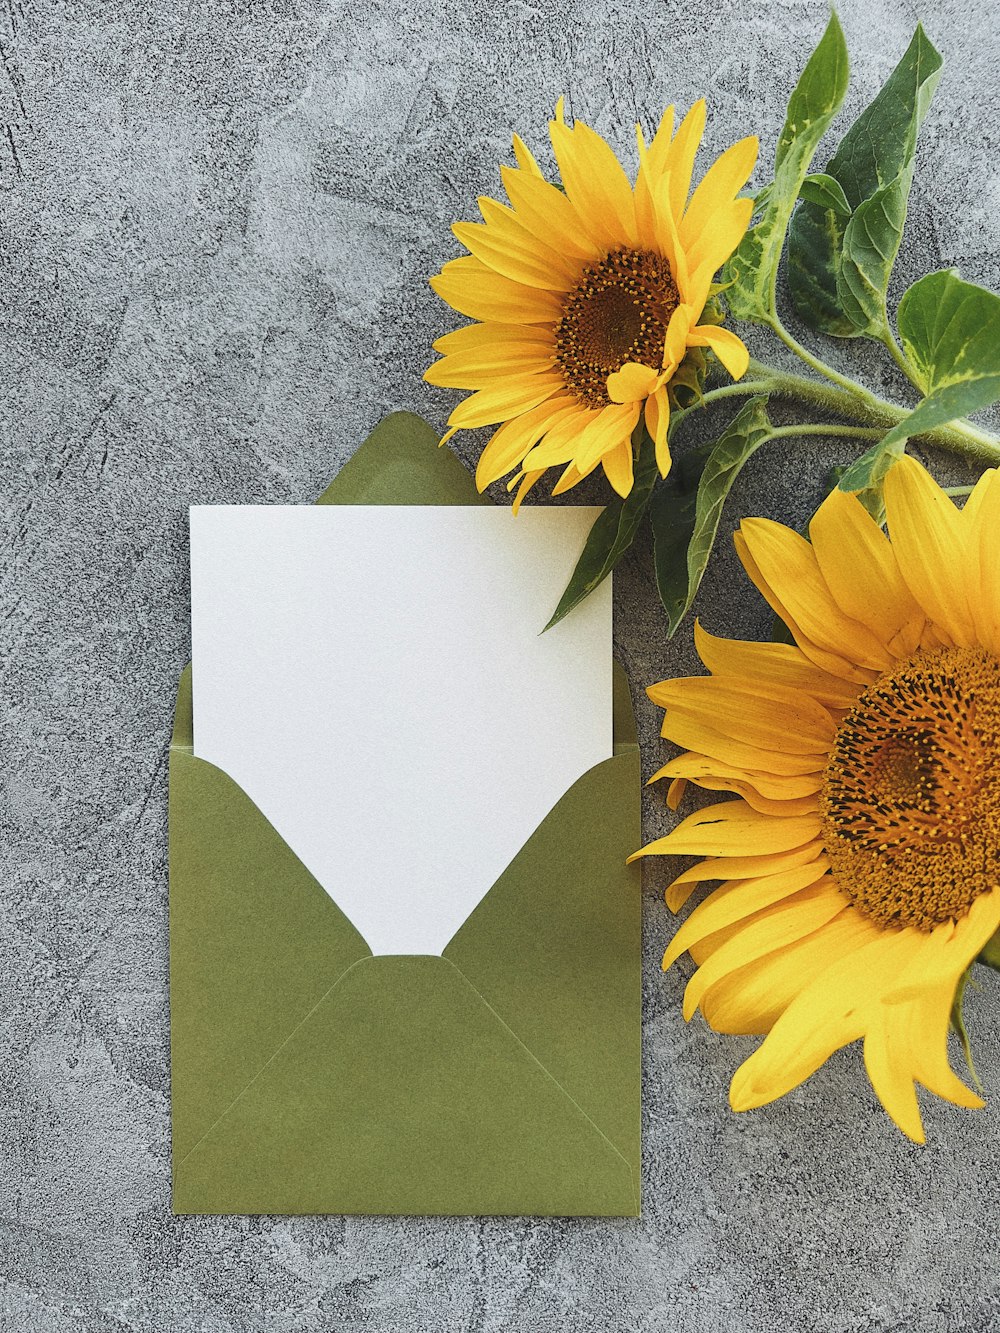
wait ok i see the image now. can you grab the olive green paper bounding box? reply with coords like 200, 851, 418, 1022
169, 412, 641, 1216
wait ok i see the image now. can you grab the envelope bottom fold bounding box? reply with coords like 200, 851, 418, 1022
173, 955, 636, 1216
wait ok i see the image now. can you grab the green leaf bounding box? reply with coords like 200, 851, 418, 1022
950, 967, 980, 1091
752, 181, 775, 215
978, 930, 1000, 973
543, 432, 659, 631
799, 172, 851, 215
836, 434, 904, 518
650, 396, 774, 636
668, 355, 705, 409
878, 269, 1000, 447
723, 13, 849, 325
839, 270, 1000, 500
788, 24, 942, 338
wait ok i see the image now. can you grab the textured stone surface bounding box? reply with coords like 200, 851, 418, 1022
3, 0, 1000, 1329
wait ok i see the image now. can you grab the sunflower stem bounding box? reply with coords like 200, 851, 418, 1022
697, 381, 773, 408
744, 357, 1000, 467
880, 323, 926, 394
769, 315, 874, 402
769, 423, 885, 442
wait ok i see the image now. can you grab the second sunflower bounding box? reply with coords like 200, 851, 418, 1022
425, 101, 758, 504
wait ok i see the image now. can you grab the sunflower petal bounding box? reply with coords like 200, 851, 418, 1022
663, 860, 832, 969
444, 374, 563, 432
679, 135, 758, 249
511, 468, 544, 513
664, 840, 827, 911
431, 256, 562, 325
574, 402, 641, 472
655, 705, 829, 778
650, 751, 824, 801
521, 408, 602, 471
512, 133, 543, 176
475, 399, 578, 490
601, 438, 635, 497
693, 623, 862, 710
607, 361, 660, 404
425, 338, 556, 388
887, 891, 1000, 998
432, 321, 557, 356
500, 165, 598, 261
663, 303, 693, 372
808, 485, 926, 657
683, 197, 755, 284
639, 105, 676, 179
550, 458, 599, 496
635, 106, 675, 250
738, 518, 894, 673
549, 113, 638, 250
699, 912, 865, 1035
686, 323, 750, 380
884, 454, 976, 646
863, 1012, 926, 1143
475, 196, 585, 285
645, 387, 672, 477
680, 884, 848, 1021
728, 922, 913, 1114
453, 212, 577, 290
664, 100, 707, 219
632, 800, 822, 861
900, 980, 985, 1109
647, 675, 837, 754
962, 467, 1000, 653
650, 179, 689, 295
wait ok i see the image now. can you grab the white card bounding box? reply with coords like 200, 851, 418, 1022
189, 505, 612, 955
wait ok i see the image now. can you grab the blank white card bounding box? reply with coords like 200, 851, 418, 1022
189, 505, 612, 955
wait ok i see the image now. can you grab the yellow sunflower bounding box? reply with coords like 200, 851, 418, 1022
632, 456, 1000, 1142
425, 100, 758, 506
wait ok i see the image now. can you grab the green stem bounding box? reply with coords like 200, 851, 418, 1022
744, 357, 1000, 466
770, 314, 873, 402
769, 423, 884, 442
880, 324, 924, 393
668, 381, 771, 437
762, 310, 1000, 465
698, 381, 772, 407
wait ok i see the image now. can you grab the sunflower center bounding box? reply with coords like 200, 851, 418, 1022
554, 248, 678, 409
821, 646, 1000, 932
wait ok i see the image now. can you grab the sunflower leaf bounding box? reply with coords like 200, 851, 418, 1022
799, 172, 851, 215
978, 930, 1000, 973
723, 13, 849, 325
837, 272, 1000, 498
651, 396, 774, 636
875, 269, 1000, 447
788, 24, 942, 339
951, 968, 982, 1091
836, 435, 904, 516
543, 430, 659, 631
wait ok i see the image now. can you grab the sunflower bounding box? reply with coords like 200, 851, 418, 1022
425, 100, 758, 506
632, 456, 1000, 1142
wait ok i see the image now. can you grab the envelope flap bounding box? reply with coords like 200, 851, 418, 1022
444, 746, 641, 1174
316, 412, 488, 508
169, 673, 371, 1160
174, 956, 637, 1216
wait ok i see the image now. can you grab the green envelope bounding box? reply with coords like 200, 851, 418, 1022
169, 412, 641, 1216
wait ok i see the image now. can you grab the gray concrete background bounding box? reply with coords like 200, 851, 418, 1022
3, 0, 1000, 1328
